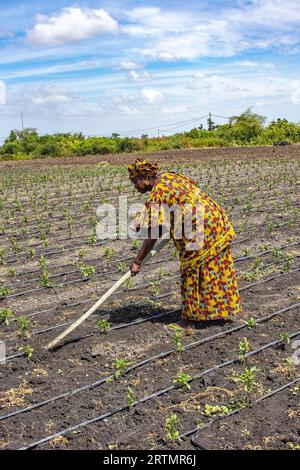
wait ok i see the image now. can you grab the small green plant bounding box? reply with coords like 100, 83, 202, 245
117, 261, 127, 273
233, 366, 258, 401
87, 234, 97, 246
20, 345, 34, 359
80, 264, 95, 278
39, 270, 52, 288
113, 358, 132, 380
0, 248, 5, 265
245, 318, 256, 329
163, 413, 181, 443
0, 308, 14, 326
7, 267, 16, 277
131, 239, 141, 250
103, 247, 115, 260
239, 337, 250, 364
288, 443, 300, 450
96, 319, 110, 334
125, 277, 133, 289
0, 286, 10, 298
279, 332, 291, 344
173, 371, 192, 390
27, 248, 36, 259
126, 387, 136, 408
169, 324, 185, 353
203, 404, 231, 417
77, 249, 86, 261
17, 316, 29, 333
38, 254, 47, 270
149, 280, 161, 296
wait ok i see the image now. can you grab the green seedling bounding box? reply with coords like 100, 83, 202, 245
245, 318, 256, 329
203, 404, 231, 417
126, 387, 136, 408
27, 248, 36, 259
87, 234, 97, 246
173, 371, 192, 390
80, 264, 95, 278
280, 332, 291, 344
149, 280, 161, 296
96, 319, 110, 334
239, 337, 250, 364
117, 261, 127, 273
233, 366, 258, 396
17, 316, 29, 333
7, 267, 16, 277
20, 345, 34, 359
125, 277, 133, 289
39, 270, 52, 288
0, 286, 10, 298
163, 413, 181, 443
113, 358, 132, 380
131, 240, 141, 250
38, 255, 47, 270
169, 324, 185, 353
0, 308, 14, 326
0, 248, 5, 265
77, 249, 86, 261
103, 247, 115, 260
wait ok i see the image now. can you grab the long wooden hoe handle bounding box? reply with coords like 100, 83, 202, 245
46, 236, 169, 350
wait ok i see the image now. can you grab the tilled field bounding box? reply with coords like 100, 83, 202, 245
0, 147, 299, 450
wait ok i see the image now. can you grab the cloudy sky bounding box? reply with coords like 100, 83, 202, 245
0, 0, 299, 140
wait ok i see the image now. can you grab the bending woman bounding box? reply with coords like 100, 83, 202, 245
128, 158, 242, 328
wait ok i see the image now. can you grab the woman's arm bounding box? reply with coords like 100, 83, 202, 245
130, 238, 157, 276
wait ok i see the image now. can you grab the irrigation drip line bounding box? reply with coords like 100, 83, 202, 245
16, 328, 300, 450
3, 239, 300, 300
1, 236, 248, 283
2, 301, 299, 423
3, 255, 299, 348
174, 376, 300, 447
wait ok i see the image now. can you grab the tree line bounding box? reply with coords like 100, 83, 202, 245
1, 109, 299, 161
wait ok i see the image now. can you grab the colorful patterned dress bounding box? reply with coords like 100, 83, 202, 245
137, 172, 242, 321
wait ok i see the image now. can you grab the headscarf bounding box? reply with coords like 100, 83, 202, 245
128, 158, 159, 181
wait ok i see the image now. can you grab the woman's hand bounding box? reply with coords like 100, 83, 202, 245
130, 260, 141, 276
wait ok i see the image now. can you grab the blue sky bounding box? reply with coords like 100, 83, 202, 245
0, 0, 299, 139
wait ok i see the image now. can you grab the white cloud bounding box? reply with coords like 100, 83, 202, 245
20, 84, 78, 108
119, 61, 144, 70
141, 88, 164, 104
123, 1, 300, 62
27, 7, 119, 45
127, 70, 152, 82
291, 80, 300, 104
0, 81, 6, 104
235, 60, 259, 68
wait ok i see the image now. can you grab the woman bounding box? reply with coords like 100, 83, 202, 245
128, 158, 242, 328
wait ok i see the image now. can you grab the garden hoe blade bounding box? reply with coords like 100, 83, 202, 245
46, 235, 169, 350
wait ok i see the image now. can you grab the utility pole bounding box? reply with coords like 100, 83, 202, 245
158, 128, 160, 138
21, 112, 24, 132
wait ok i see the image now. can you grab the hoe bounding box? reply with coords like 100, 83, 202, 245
46, 235, 169, 350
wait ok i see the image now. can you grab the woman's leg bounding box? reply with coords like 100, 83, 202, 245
180, 245, 242, 321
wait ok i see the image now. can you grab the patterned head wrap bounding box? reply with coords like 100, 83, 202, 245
128, 158, 159, 181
